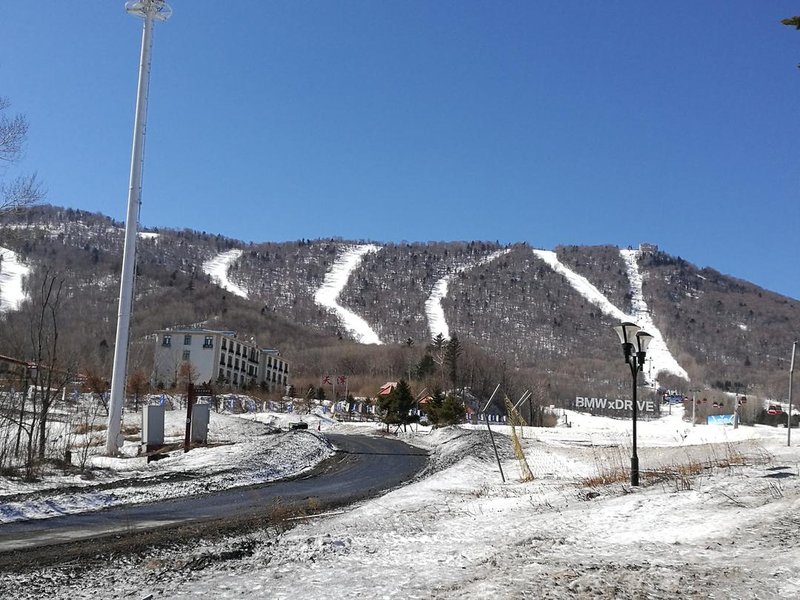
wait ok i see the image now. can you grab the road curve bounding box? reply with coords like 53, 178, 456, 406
0, 434, 427, 553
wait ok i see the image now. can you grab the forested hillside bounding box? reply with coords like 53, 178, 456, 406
1, 205, 797, 407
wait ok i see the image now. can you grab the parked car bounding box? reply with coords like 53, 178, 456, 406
289, 421, 308, 430
767, 405, 784, 416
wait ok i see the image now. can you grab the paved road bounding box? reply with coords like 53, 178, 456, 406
0, 434, 427, 552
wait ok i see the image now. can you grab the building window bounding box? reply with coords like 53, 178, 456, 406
182, 350, 190, 361
184, 334, 192, 345
203, 336, 213, 348
162, 335, 171, 347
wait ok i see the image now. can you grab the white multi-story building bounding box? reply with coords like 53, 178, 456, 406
151, 328, 289, 391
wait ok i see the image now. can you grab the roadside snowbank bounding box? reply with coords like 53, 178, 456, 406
0, 411, 333, 524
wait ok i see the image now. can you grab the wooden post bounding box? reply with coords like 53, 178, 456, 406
184, 383, 195, 453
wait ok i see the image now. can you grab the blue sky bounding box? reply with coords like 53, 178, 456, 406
2, 2, 799, 299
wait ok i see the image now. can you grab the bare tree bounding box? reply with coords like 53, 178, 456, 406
28, 271, 71, 462
2, 270, 75, 477
0, 97, 44, 215
82, 368, 110, 416
176, 360, 199, 390
67, 396, 106, 472
127, 369, 150, 411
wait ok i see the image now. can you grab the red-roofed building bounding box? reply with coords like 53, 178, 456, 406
379, 381, 397, 396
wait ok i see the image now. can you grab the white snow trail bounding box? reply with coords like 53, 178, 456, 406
202, 249, 249, 299
620, 249, 689, 380
314, 244, 383, 345
533, 249, 629, 322
425, 249, 510, 340
533, 249, 688, 382
0, 247, 29, 312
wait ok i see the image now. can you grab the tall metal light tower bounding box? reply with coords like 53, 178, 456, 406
106, 0, 172, 454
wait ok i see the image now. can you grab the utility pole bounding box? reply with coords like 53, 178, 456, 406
690, 389, 699, 427
483, 384, 505, 483
106, 1, 172, 454
789, 342, 797, 447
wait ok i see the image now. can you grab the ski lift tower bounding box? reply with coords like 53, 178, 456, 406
106, 0, 172, 454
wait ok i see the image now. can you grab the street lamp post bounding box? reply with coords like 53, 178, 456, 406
613, 322, 653, 487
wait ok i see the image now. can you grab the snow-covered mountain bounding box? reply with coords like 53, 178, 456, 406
1, 205, 797, 395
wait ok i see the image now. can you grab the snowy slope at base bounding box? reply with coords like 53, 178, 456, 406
202, 249, 248, 299
620, 248, 688, 380
533, 249, 686, 383
0, 247, 29, 312
314, 244, 382, 344
5, 408, 799, 600
425, 249, 510, 340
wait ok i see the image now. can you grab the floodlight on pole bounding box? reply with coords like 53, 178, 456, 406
106, 0, 171, 455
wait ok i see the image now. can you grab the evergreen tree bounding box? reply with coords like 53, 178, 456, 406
426, 390, 464, 427
429, 333, 447, 388
378, 379, 417, 431
445, 334, 463, 392
416, 353, 436, 379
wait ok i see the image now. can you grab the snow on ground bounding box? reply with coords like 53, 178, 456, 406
620, 248, 689, 380
425, 249, 510, 340
2, 405, 799, 599
0, 410, 333, 525
0, 247, 29, 312
314, 244, 383, 344
533, 249, 686, 385
202, 248, 249, 299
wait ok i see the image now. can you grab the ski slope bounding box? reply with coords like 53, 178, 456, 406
533, 249, 688, 382
202, 249, 248, 299
425, 249, 510, 340
314, 244, 383, 345
620, 248, 688, 380
0, 247, 29, 312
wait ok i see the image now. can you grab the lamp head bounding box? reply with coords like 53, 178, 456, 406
634, 331, 653, 355
612, 322, 640, 359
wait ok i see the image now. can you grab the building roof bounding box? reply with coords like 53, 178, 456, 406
379, 382, 398, 396
157, 327, 236, 336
